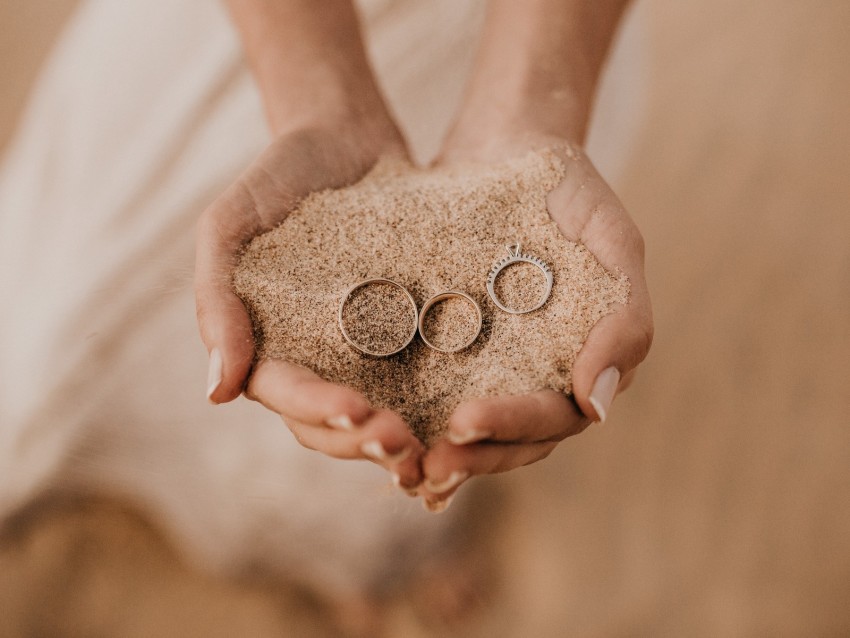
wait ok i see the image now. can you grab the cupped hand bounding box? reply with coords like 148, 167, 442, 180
195, 123, 425, 488
418, 140, 654, 511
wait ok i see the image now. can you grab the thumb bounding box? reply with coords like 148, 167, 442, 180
545, 150, 654, 423
571, 293, 653, 423
197, 286, 255, 405
195, 188, 262, 404
569, 215, 653, 422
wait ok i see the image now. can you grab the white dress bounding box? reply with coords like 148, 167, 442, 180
0, 0, 646, 596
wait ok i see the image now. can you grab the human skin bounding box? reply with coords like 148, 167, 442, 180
416, 0, 654, 510
196, 0, 427, 488
195, 0, 653, 507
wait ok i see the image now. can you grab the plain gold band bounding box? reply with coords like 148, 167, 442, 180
338, 278, 418, 357
417, 290, 483, 354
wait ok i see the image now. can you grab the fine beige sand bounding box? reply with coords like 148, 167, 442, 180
232, 151, 629, 442
3, 1, 850, 636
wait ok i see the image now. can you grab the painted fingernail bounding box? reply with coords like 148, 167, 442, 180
423, 470, 469, 495
361, 440, 411, 464
391, 473, 418, 497
423, 495, 455, 514
206, 348, 222, 402
589, 366, 620, 423
447, 429, 491, 445
325, 414, 356, 431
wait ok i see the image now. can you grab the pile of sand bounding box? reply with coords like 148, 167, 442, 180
233, 150, 628, 443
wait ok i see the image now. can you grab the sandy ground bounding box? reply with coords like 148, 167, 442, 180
1, 1, 849, 636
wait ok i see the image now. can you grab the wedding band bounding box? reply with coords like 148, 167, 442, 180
338, 278, 418, 357
486, 243, 553, 314
418, 290, 482, 353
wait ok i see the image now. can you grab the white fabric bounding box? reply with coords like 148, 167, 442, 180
0, 0, 645, 593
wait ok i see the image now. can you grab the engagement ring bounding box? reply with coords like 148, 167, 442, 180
486, 243, 553, 314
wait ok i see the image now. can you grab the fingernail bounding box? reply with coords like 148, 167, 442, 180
361, 441, 411, 464
391, 473, 418, 497
206, 348, 222, 402
423, 494, 455, 514
589, 366, 620, 423
423, 470, 469, 495
326, 414, 356, 431
447, 429, 491, 445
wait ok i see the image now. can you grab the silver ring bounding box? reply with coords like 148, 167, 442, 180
338, 278, 418, 357
418, 290, 482, 353
486, 243, 553, 314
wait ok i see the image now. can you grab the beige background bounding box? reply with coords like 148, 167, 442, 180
1, 1, 849, 636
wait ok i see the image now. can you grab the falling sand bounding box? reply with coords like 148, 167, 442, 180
233, 150, 629, 443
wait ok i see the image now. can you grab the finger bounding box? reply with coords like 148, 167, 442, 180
570, 282, 652, 423
195, 131, 410, 405
195, 185, 265, 404
286, 409, 425, 488
420, 439, 559, 507
288, 409, 420, 461
445, 390, 590, 445
246, 359, 373, 428
547, 157, 654, 423
195, 146, 320, 404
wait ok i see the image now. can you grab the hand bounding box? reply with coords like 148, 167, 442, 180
418, 139, 653, 511
195, 123, 426, 489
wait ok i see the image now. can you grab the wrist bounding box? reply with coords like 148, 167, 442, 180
265, 73, 400, 145
440, 0, 629, 163
257, 54, 405, 158
228, 0, 401, 149
440, 85, 589, 163
267, 89, 406, 170
440, 31, 598, 161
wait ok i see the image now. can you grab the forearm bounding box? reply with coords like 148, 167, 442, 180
226, 0, 395, 137
447, 0, 630, 151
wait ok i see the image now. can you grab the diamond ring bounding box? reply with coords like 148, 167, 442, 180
486, 243, 553, 314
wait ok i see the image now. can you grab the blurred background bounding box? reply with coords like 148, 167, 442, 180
1, 0, 848, 636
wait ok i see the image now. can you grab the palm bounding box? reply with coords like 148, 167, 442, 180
195, 127, 426, 489
419, 144, 653, 510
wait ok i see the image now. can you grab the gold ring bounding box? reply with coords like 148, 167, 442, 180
338, 278, 418, 357
418, 290, 482, 353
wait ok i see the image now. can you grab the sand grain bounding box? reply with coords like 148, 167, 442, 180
233, 150, 629, 443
